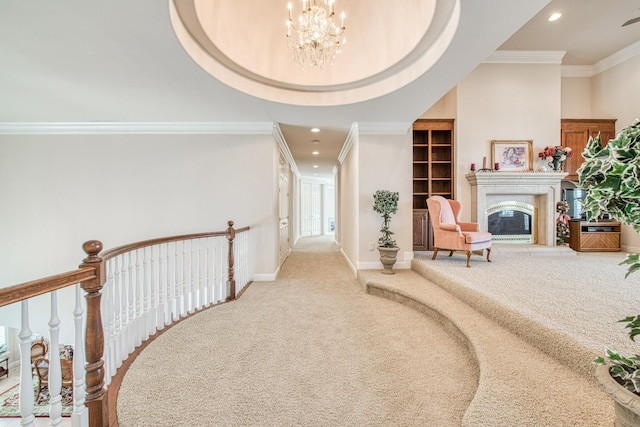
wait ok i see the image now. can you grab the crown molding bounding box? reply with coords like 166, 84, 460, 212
561, 65, 593, 78
484, 50, 566, 64
273, 123, 301, 178
0, 121, 274, 135
338, 123, 358, 164
593, 39, 640, 76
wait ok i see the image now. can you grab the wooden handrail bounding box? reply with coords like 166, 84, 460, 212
0, 267, 97, 307
101, 230, 230, 261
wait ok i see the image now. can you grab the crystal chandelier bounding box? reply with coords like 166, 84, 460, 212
286, 0, 346, 68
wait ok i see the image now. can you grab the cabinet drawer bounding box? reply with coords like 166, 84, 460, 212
578, 232, 620, 251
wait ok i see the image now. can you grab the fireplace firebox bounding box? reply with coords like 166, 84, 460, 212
487, 201, 535, 243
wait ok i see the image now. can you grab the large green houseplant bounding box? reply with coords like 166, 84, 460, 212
578, 119, 640, 423
373, 189, 400, 274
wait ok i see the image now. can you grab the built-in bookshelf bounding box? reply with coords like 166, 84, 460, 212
412, 119, 454, 250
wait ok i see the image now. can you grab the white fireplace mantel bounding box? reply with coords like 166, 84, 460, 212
466, 171, 568, 246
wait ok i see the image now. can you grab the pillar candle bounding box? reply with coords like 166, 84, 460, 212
483, 156, 486, 169
494, 162, 499, 170
470, 163, 476, 171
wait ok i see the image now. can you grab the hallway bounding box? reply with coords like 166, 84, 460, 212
116, 235, 478, 426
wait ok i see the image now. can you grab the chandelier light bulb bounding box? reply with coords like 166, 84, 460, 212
286, 0, 347, 68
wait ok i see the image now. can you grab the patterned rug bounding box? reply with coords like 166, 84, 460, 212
0, 383, 72, 417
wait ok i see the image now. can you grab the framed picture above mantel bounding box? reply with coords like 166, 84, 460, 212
491, 140, 533, 172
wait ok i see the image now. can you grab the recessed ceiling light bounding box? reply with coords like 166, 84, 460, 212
313, 165, 319, 168
312, 151, 319, 155
312, 139, 319, 144
311, 128, 320, 133
548, 12, 561, 22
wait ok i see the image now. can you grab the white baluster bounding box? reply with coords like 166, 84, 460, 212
205, 239, 212, 307
150, 245, 158, 334
127, 251, 135, 354
220, 237, 228, 300
173, 243, 180, 322
213, 237, 226, 303
135, 249, 143, 346
181, 241, 187, 317
189, 239, 195, 313
157, 244, 165, 330
195, 239, 204, 310
103, 261, 114, 383
143, 246, 152, 340
120, 254, 129, 362
72, 284, 88, 427
164, 242, 172, 325
19, 301, 35, 427
48, 291, 63, 426
112, 256, 122, 368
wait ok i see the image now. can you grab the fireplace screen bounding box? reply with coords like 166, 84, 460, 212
487, 201, 535, 243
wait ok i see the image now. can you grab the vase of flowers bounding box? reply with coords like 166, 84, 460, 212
538, 145, 573, 171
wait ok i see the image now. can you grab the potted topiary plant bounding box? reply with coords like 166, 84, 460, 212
577, 119, 640, 425
373, 189, 400, 274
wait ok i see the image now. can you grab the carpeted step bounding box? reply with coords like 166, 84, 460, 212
357, 268, 614, 426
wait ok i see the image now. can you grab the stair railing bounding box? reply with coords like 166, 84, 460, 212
0, 221, 250, 427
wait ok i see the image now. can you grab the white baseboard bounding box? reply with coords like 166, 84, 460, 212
622, 245, 640, 254
253, 271, 278, 281
340, 248, 358, 277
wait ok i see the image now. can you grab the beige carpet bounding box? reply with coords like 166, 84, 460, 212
412, 247, 640, 376
117, 235, 479, 426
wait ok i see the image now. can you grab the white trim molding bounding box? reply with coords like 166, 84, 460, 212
273, 122, 301, 178
561, 65, 593, 78
253, 273, 278, 281
563, 40, 640, 77
593, 39, 640, 76
0, 121, 274, 135
338, 122, 359, 164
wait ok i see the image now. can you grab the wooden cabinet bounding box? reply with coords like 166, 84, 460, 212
568, 220, 621, 252
412, 119, 454, 250
560, 119, 616, 181
413, 209, 433, 251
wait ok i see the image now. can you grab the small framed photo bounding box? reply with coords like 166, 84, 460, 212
491, 140, 533, 171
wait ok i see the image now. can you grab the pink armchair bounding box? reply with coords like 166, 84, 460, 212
426, 196, 492, 267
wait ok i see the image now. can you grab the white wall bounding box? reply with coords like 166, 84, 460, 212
358, 132, 413, 269
455, 63, 562, 222
591, 54, 640, 252
419, 87, 457, 119
0, 133, 279, 339
561, 76, 592, 118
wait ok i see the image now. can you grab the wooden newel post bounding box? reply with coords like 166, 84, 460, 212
79, 240, 109, 427
226, 221, 236, 301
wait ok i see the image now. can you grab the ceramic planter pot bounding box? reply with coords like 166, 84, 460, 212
377, 246, 400, 274
595, 364, 640, 426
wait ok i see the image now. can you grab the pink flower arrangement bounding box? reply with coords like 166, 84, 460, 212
538, 145, 573, 163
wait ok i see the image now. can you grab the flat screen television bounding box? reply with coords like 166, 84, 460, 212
563, 188, 588, 220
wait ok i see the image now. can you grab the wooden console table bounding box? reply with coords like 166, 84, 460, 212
568, 220, 621, 252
